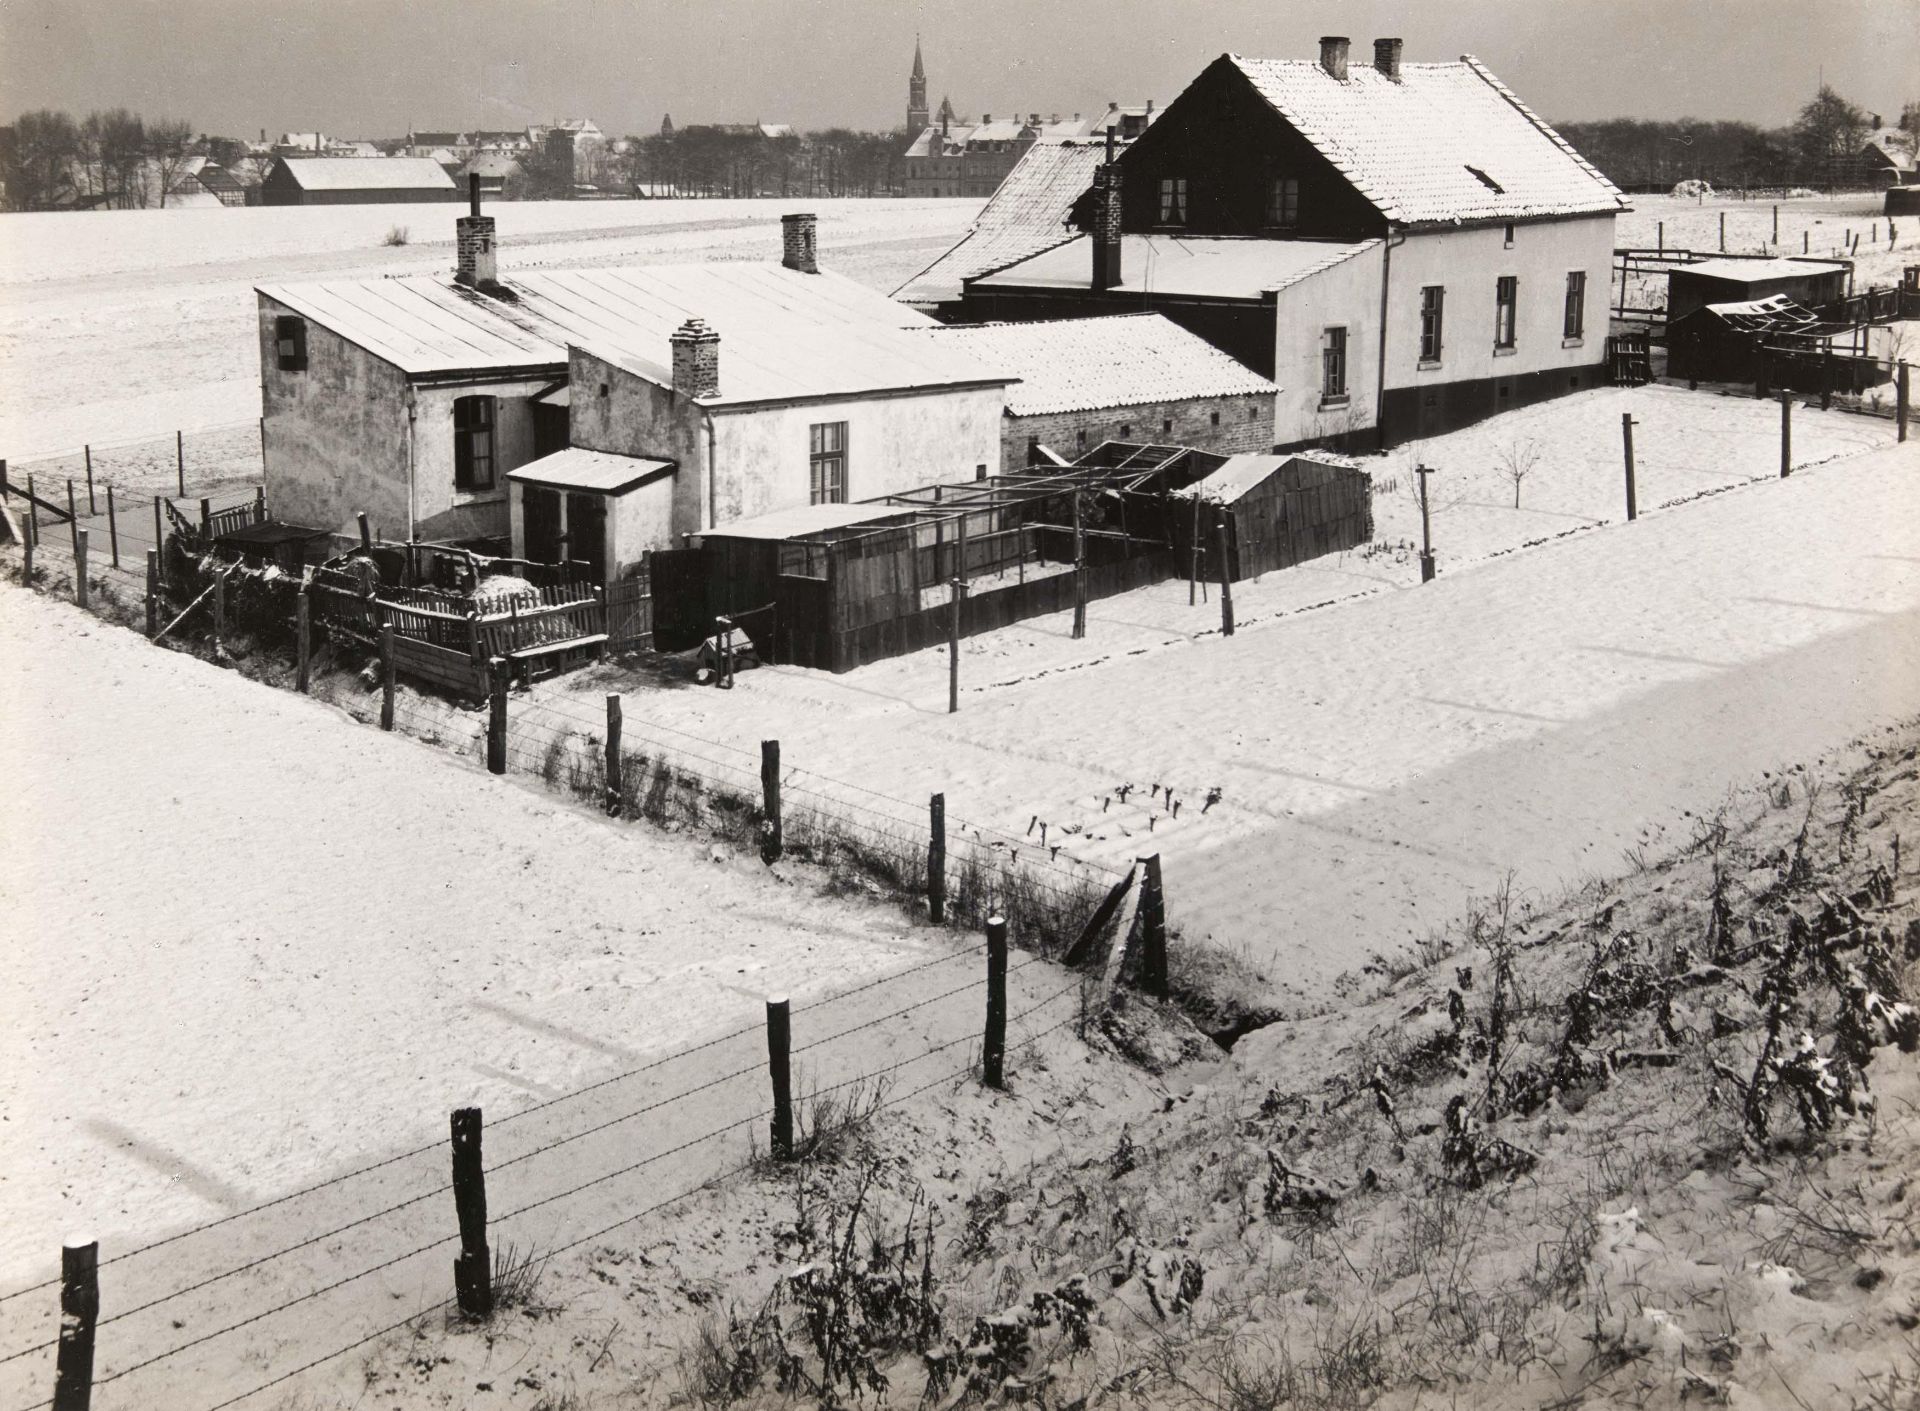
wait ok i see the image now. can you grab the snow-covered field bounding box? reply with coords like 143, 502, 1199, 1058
0, 197, 982, 456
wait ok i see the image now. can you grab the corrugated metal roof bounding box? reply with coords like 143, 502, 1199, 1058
972, 235, 1377, 299
705, 502, 913, 541
1676, 258, 1849, 283
507, 448, 673, 494
277, 157, 458, 192
1227, 54, 1626, 226
920, 314, 1277, 413
258, 264, 1013, 403
895, 143, 1107, 305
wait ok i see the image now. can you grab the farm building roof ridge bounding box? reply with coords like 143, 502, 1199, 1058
271, 156, 459, 192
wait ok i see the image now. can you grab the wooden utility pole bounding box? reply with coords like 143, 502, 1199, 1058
1621, 413, 1639, 521
766, 996, 794, 1160
1415, 465, 1436, 583
760, 739, 783, 863
1214, 513, 1234, 636
928, 792, 946, 925
52, 1237, 97, 1411
1772, 204, 1779, 244
450, 1108, 492, 1318
1071, 490, 1088, 639
983, 916, 1008, 1089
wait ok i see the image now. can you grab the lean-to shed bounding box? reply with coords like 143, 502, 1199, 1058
1170, 453, 1373, 581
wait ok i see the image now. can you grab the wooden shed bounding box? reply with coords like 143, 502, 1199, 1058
260, 156, 460, 206
1169, 453, 1373, 581
1666, 258, 1849, 323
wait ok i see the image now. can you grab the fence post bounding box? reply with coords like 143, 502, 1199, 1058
21, 511, 32, 585
1780, 390, 1793, 478
84, 445, 95, 515
380, 622, 396, 731
176, 429, 185, 497
1071, 490, 1087, 640
199, 498, 211, 539
605, 694, 623, 814
947, 579, 966, 714
212, 566, 227, 651
1718, 211, 1725, 252
26, 472, 38, 535
486, 658, 508, 775
145, 551, 158, 637
51, 1236, 97, 1411
105, 486, 118, 568
1772, 204, 1779, 244
0, 458, 8, 501
449, 1108, 492, 1319
1821, 340, 1834, 412
152, 495, 163, 565
1622, 413, 1638, 521
357, 512, 372, 553
1214, 513, 1234, 636
296, 587, 311, 693
1899, 361, 1910, 443
1802, 230, 1809, 254
74, 530, 89, 609
983, 915, 1008, 1089
928, 792, 946, 925
1656, 219, 1663, 254
760, 738, 783, 863
67, 480, 79, 554
1415, 465, 1436, 583
766, 996, 794, 1161
1138, 854, 1169, 999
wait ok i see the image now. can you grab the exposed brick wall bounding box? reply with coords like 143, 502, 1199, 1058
455, 215, 496, 285
670, 319, 721, 398
1004, 393, 1274, 468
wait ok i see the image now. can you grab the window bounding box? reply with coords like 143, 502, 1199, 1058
1266, 177, 1300, 228
1564, 270, 1587, 340
809, 421, 847, 504
1419, 286, 1445, 363
274, 316, 307, 372
453, 395, 495, 490
1158, 176, 1187, 224
1495, 275, 1518, 349
1210, 411, 1220, 428
1162, 418, 1173, 435
1503, 221, 1515, 247
1322, 326, 1348, 400
1120, 423, 1131, 438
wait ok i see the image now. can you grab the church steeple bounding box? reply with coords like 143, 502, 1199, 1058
907, 35, 930, 135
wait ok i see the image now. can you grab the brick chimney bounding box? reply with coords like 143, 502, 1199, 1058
454, 175, 497, 287
671, 318, 720, 398
1091, 128, 1124, 292
781, 212, 818, 274
1373, 38, 1403, 80
1319, 36, 1350, 80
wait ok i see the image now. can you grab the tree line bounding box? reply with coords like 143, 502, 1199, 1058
1558, 88, 1919, 192
1, 108, 198, 211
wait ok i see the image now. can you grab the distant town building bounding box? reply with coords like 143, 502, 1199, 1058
259, 156, 460, 206
196, 164, 252, 207
1857, 124, 1918, 187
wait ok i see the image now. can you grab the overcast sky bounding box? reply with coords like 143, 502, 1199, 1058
2, 0, 1915, 139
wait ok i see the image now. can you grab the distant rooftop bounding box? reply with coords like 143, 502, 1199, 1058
1676, 257, 1850, 282
273, 156, 457, 192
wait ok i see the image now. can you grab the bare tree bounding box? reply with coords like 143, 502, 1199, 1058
1492, 437, 1544, 509
146, 119, 196, 208
1793, 85, 1868, 182
0, 110, 80, 210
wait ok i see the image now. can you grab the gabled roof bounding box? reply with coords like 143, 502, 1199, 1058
410, 131, 470, 147
258, 263, 1013, 405
919, 314, 1278, 413
1223, 52, 1626, 226
971, 234, 1378, 300
274, 157, 458, 192
895, 142, 1109, 304
1861, 128, 1917, 170
1674, 257, 1848, 283
506, 448, 675, 495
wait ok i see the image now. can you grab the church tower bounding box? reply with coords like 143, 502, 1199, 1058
907, 37, 930, 135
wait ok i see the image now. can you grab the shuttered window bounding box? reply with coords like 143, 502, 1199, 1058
1564, 270, 1587, 339
453, 395, 496, 491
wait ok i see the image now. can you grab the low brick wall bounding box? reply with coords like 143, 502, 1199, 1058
1006, 394, 1275, 468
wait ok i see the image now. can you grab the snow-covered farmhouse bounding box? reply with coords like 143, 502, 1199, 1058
951, 38, 1628, 448
258, 156, 460, 205
256, 204, 1010, 577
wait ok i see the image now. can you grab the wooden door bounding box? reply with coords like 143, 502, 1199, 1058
524, 486, 562, 564
566, 492, 607, 583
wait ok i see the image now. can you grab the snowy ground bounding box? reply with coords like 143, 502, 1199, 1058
0, 197, 982, 456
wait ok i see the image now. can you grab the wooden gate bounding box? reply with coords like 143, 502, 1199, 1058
649, 545, 711, 651
605, 575, 653, 653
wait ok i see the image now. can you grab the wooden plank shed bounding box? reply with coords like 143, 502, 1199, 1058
1170, 453, 1374, 581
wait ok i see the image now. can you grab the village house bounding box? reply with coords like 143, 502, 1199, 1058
256, 203, 1010, 576
259, 155, 459, 205
953, 38, 1628, 447
917, 314, 1278, 466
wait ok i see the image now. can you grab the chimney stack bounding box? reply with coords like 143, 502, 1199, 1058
1319, 36, 1350, 80
1091, 141, 1124, 292
671, 318, 720, 399
455, 174, 497, 287
781, 212, 819, 274
1373, 38, 1403, 80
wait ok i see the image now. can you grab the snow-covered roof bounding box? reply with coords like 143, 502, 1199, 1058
972, 235, 1378, 299
705, 503, 912, 541
1676, 257, 1849, 283
1171, 452, 1365, 504
1224, 53, 1626, 226
259, 263, 1012, 405
920, 315, 1277, 414
895, 142, 1108, 304
506, 448, 674, 495
275, 157, 458, 192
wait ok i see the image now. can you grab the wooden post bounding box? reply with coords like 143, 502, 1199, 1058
1071, 490, 1087, 640
1780, 391, 1793, 478
1772, 204, 1779, 244
212, 566, 226, 650
449, 1107, 492, 1319
604, 694, 623, 814
983, 915, 1008, 1089
1718, 211, 1725, 252
1187, 490, 1201, 605
152, 495, 163, 563
766, 996, 794, 1161
67, 480, 80, 554
380, 622, 396, 730
1415, 465, 1436, 583
1214, 513, 1234, 636
295, 588, 311, 693
74, 530, 89, 609
760, 738, 783, 863
27, 472, 37, 535
105, 486, 118, 568
21, 509, 32, 585
199, 497, 211, 537
145, 551, 159, 637
1656, 220, 1663, 254
928, 792, 946, 925
1898, 361, 1910, 443
1821, 339, 1834, 411
52, 1236, 97, 1411
1622, 413, 1638, 521
0, 458, 8, 502
176, 428, 185, 496
487, 658, 508, 775
1802, 230, 1808, 254
1138, 854, 1169, 998
947, 579, 965, 714
84, 445, 95, 515
357, 511, 373, 553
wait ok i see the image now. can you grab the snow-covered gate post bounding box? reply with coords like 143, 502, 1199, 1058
51, 1235, 97, 1411
449, 1107, 492, 1318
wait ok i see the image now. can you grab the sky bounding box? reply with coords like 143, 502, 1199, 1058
1, 0, 1915, 140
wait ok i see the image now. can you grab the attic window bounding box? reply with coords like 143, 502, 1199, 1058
1465, 165, 1505, 194
274, 315, 307, 372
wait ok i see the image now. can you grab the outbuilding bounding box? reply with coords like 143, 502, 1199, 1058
1665, 258, 1849, 323
1169, 452, 1373, 580
259, 156, 460, 205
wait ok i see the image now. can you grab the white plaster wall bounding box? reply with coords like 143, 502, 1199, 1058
410, 377, 549, 541
1268, 243, 1386, 444
1383, 216, 1616, 390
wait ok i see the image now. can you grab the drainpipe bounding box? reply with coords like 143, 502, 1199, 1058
703, 409, 718, 529
404, 383, 418, 542
1374, 229, 1404, 451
